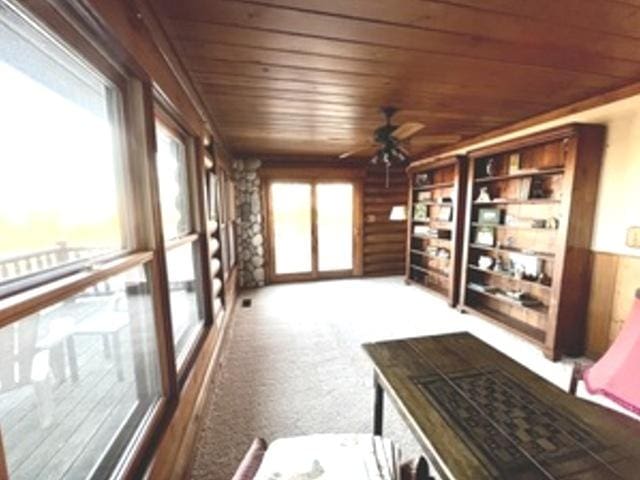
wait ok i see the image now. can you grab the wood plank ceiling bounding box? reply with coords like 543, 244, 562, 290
151, 0, 640, 160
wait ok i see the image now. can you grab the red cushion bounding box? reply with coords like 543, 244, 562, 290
231, 438, 268, 480
400, 456, 432, 480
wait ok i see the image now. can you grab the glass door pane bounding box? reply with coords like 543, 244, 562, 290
317, 183, 353, 272
271, 183, 313, 275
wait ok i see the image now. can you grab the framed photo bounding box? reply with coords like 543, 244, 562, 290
478, 208, 500, 225
510, 253, 542, 278
417, 191, 433, 201
413, 203, 428, 221
437, 206, 453, 222
475, 226, 495, 246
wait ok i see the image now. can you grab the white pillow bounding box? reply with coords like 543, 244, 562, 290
253, 434, 400, 480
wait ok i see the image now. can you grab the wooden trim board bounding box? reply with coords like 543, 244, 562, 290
144, 295, 238, 479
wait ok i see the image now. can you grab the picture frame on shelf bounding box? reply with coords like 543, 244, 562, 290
478, 208, 501, 225
413, 203, 428, 221
417, 191, 433, 201
437, 206, 453, 222
475, 226, 495, 246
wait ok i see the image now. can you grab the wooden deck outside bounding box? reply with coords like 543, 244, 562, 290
0, 290, 185, 480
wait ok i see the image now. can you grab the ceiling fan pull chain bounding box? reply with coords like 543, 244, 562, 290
386, 162, 390, 188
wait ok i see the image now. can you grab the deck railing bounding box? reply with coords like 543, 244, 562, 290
0, 242, 113, 294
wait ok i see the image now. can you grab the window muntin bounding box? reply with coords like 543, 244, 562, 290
0, 264, 162, 479
0, 2, 126, 288
155, 122, 191, 241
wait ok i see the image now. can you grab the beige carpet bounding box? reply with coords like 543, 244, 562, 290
190, 277, 578, 480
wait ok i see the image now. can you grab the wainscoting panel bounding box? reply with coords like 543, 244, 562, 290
585, 252, 640, 358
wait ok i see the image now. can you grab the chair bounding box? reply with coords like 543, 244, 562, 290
67, 293, 130, 382
0, 314, 54, 428
569, 288, 640, 416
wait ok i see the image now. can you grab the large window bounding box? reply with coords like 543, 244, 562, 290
155, 119, 205, 369
0, 2, 168, 479
0, 2, 126, 294
0, 265, 162, 479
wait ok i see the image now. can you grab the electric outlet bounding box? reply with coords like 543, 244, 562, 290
626, 226, 640, 248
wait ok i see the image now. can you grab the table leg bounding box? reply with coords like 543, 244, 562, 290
374, 373, 384, 436
112, 331, 125, 381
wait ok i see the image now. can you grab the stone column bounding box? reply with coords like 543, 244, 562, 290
233, 159, 266, 287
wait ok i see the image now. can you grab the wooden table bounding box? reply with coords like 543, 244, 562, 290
363, 332, 640, 479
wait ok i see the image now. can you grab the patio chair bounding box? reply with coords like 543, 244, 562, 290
569, 288, 640, 416
67, 293, 130, 382
0, 314, 54, 428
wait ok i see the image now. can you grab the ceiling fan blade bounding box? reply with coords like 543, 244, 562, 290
392, 122, 425, 141
410, 134, 463, 144
338, 144, 376, 159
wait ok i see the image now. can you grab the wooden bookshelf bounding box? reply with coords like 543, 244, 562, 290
405, 155, 467, 306
460, 124, 605, 360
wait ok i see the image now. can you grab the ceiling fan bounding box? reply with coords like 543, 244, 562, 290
338, 106, 460, 186
339, 106, 460, 163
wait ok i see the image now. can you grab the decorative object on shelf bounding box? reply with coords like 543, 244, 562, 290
546, 217, 559, 229
493, 256, 505, 273
508, 153, 521, 174
417, 191, 433, 201
437, 248, 451, 259
500, 289, 542, 307
514, 264, 525, 280
413, 225, 431, 236
415, 173, 431, 187
439, 196, 453, 204
389, 205, 407, 221
468, 282, 498, 294
505, 236, 516, 248
475, 227, 495, 246
423, 228, 451, 239
626, 226, 640, 248
505, 215, 545, 229
485, 158, 497, 177
413, 203, 428, 221
531, 219, 547, 229
518, 177, 532, 200
530, 176, 548, 199
538, 272, 552, 286
478, 255, 494, 270
426, 246, 439, 257
437, 206, 453, 222
478, 208, 501, 225
475, 187, 491, 203
510, 252, 543, 280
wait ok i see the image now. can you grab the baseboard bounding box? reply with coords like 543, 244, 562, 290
145, 297, 239, 479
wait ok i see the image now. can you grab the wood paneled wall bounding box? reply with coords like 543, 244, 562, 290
585, 251, 640, 359
363, 166, 408, 276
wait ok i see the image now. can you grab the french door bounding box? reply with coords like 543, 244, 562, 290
267, 180, 362, 282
